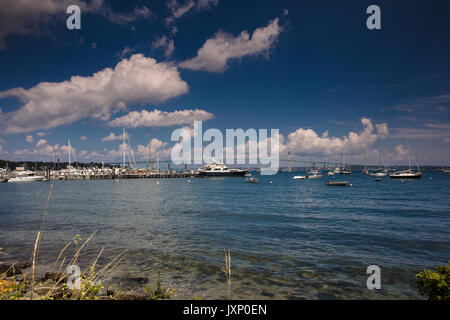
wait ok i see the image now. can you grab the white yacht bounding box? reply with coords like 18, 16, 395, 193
390, 140, 421, 179
198, 163, 248, 177
307, 169, 323, 179
390, 169, 421, 179
370, 169, 388, 177
369, 151, 388, 177
8, 171, 45, 183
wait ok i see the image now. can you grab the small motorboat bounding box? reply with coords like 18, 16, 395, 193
245, 177, 258, 183
306, 169, 323, 179
293, 176, 306, 180
327, 171, 334, 176
326, 181, 349, 186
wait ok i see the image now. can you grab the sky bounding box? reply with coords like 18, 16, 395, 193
0, 0, 449, 166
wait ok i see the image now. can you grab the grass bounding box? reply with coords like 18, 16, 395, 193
224, 248, 231, 300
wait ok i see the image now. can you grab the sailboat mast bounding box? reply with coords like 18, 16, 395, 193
406, 139, 411, 170
148, 140, 152, 170
122, 125, 126, 168
68, 139, 71, 170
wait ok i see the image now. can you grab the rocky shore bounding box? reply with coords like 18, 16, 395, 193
0, 262, 173, 300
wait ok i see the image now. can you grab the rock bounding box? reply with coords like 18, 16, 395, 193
23, 291, 43, 300
35, 286, 58, 296
0, 263, 22, 277
16, 261, 31, 269
43, 272, 67, 283
112, 292, 149, 300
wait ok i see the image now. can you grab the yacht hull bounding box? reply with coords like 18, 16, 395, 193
8, 176, 45, 183
390, 173, 421, 179
198, 171, 248, 177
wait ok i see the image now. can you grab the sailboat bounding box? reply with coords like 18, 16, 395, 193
326, 160, 335, 176
361, 159, 369, 175
390, 140, 421, 179
306, 159, 323, 179
370, 151, 388, 177
339, 153, 352, 175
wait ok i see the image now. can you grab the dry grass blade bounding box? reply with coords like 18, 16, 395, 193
31, 231, 41, 300
69, 230, 97, 267
224, 248, 231, 300
54, 240, 72, 270
0, 262, 17, 281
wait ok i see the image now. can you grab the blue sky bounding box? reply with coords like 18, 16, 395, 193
0, 0, 449, 165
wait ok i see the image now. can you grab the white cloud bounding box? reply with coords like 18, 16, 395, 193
166, 0, 218, 25
282, 118, 389, 157
36, 139, 48, 147
108, 109, 214, 128
152, 35, 175, 58
0, 54, 189, 134
102, 5, 151, 25
101, 132, 129, 142
80, 136, 89, 141
179, 17, 283, 72
26, 135, 34, 144
394, 144, 408, 160
117, 46, 137, 59
0, 0, 150, 50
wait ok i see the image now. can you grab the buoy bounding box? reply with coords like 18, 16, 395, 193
156, 181, 160, 185
270, 181, 273, 184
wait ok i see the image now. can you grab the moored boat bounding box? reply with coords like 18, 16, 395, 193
306, 169, 323, 179
390, 140, 421, 179
326, 181, 349, 186
390, 169, 421, 179
245, 176, 258, 183
8, 171, 45, 183
198, 163, 248, 177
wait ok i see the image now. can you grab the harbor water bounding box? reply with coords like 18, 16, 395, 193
0, 171, 449, 299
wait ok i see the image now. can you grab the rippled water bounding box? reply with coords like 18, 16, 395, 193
0, 171, 449, 299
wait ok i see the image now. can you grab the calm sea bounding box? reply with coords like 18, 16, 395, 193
0, 171, 449, 299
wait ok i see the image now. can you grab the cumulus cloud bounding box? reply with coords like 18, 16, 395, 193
0, 54, 189, 134
152, 35, 175, 58
179, 17, 283, 72
108, 109, 214, 128
101, 132, 129, 142
282, 118, 389, 157
80, 136, 89, 141
0, 0, 150, 50
12, 139, 65, 161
